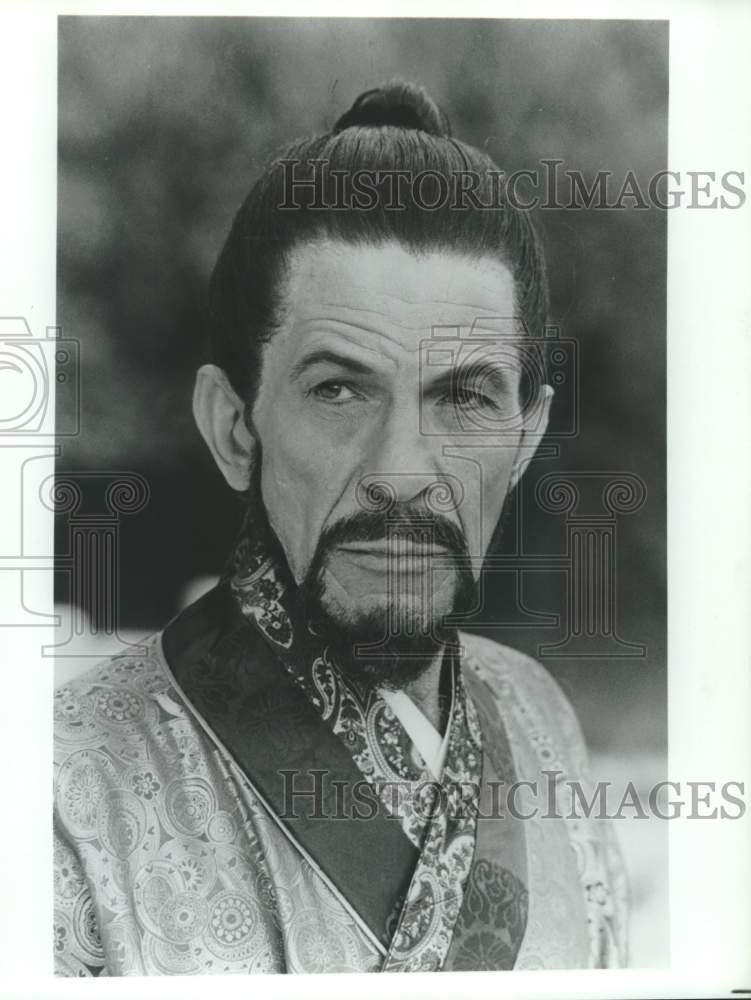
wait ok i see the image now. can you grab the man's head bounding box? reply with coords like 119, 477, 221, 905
193, 81, 552, 685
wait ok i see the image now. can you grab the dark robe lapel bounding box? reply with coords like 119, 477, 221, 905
162, 583, 419, 951
379, 659, 529, 973
441, 666, 529, 971
380, 661, 483, 972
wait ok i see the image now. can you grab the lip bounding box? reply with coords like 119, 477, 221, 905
335, 542, 450, 558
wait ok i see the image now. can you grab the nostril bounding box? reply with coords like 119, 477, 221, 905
354, 473, 464, 521
424, 478, 464, 514
356, 477, 398, 514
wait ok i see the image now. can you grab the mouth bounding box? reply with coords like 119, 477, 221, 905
334, 541, 451, 560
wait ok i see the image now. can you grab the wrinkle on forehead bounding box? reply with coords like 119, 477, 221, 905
285, 240, 512, 305
276, 239, 517, 363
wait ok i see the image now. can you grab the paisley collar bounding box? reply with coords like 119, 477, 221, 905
225, 520, 482, 849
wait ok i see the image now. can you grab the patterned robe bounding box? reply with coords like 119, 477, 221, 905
53, 534, 628, 975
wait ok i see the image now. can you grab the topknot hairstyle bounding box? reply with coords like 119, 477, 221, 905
332, 80, 451, 136
208, 79, 548, 408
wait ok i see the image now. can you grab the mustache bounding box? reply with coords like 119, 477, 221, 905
316, 506, 468, 559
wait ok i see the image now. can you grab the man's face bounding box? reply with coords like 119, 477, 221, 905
249, 240, 547, 645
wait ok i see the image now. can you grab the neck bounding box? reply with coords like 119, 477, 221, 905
403, 647, 449, 732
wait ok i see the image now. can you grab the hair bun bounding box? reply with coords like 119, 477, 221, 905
333, 80, 451, 137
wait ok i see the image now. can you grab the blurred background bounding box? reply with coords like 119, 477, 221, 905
55, 17, 667, 964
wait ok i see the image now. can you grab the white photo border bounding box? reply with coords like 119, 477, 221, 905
0, 2, 748, 997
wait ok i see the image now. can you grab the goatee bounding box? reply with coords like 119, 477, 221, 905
299, 508, 479, 691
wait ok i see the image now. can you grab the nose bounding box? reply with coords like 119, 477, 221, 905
356, 407, 463, 516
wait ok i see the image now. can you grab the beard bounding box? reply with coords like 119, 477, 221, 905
298, 507, 479, 691
234, 445, 510, 692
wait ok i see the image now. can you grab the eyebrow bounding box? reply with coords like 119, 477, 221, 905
289, 349, 375, 382
288, 349, 517, 394
423, 361, 516, 396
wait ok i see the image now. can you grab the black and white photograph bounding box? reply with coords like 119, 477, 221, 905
0, 4, 748, 997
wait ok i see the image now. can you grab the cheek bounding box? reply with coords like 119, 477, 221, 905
482, 459, 516, 539
453, 452, 517, 559
258, 426, 319, 562
255, 407, 357, 577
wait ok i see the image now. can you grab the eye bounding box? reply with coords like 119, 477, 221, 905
310, 380, 362, 404
443, 384, 498, 410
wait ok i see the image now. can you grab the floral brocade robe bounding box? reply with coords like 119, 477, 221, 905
53, 540, 628, 976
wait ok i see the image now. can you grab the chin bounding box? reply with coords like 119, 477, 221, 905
322, 614, 448, 690
328, 589, 452, 625
299, 547, 479, 689
307, 590, 459, 691
321, 575, 461, 637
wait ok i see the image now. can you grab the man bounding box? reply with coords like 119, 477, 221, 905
53, 80, 627, 975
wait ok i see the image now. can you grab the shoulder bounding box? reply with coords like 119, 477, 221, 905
53, 632, 174, 768
53, 631, 206, 846
459, 631, 589, 773
54, 633, 166, 719
460, 631, 574, 715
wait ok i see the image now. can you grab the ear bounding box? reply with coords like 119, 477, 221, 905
192, 364, 255, 491
509, 383, 554, 490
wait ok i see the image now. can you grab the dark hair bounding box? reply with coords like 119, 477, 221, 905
208, 79, 548, 408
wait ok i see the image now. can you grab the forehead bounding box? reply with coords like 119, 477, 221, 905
274, 240, 517, 365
